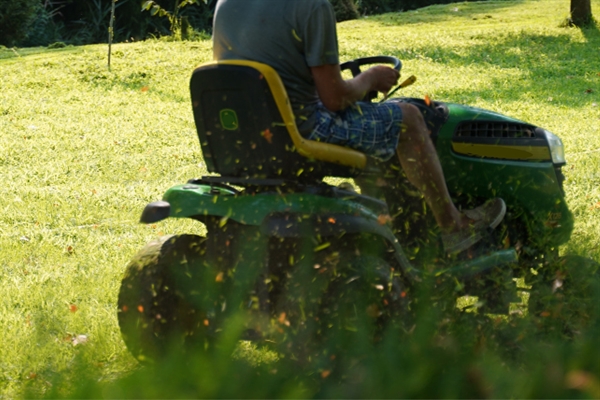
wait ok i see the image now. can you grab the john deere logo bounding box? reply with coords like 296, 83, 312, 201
220, 109, 238, 131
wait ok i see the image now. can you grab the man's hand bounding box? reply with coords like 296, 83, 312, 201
311, 64, 399, 112
362, 65, 400, 96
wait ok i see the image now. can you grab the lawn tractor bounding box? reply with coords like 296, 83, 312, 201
117, 56, 593, 362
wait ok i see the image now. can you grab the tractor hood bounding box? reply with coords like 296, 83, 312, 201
435, 101, 572, 250
440, 102, 565, 165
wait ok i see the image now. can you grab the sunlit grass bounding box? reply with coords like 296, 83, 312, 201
1, 0, 600, 397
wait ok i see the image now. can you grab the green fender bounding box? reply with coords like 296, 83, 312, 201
140, 183, 385, 226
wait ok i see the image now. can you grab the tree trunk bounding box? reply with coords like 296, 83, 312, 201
571, 0, 592, 26
108, 0, 116, 69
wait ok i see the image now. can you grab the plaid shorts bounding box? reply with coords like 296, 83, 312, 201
307, 101, 403, 161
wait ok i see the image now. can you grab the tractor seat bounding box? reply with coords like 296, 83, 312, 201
190, 60, 367, 183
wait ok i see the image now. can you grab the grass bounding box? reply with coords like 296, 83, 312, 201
1, 0, 600, 397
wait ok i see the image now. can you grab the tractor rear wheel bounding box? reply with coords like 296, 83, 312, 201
273, 250, 408, 370
117, 234, 226, 361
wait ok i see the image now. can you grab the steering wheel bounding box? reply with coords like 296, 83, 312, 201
340, 56, 402, 102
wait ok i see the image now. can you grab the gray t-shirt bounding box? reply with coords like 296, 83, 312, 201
212, 0, 339, 134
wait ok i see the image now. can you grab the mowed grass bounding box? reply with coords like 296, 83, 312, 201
1, 0, 600, 396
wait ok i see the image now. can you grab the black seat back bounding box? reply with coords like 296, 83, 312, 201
190, 61, 366, 182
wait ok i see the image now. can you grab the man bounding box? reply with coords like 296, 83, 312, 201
212, 0, 505, 254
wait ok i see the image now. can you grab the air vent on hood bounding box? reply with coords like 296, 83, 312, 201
454, 122, 536, 139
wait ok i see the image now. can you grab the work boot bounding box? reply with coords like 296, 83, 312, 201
442, 198, 507, 255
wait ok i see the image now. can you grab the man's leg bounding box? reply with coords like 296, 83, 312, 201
395, 103, 468, 233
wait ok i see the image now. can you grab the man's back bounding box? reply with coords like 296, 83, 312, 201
212, 0, 339, 132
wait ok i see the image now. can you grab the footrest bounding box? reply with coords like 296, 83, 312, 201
442, 249, 518, 278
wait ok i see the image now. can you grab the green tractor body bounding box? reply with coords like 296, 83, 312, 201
144, 100, 572, 257
117, 59, 582, 362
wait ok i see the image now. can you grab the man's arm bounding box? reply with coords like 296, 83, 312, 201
310, 64, 400, 112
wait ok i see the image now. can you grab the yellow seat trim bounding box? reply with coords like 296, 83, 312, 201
200, 60, 367, 169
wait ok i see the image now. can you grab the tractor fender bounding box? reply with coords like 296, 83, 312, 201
140, 183, 383, 226
140, 201, 171, 223
259, 211, 418, 278
260, 211, 391, 238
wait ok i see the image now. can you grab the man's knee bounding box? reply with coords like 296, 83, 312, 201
399, 103, 424, 127
398, 102, 427, 139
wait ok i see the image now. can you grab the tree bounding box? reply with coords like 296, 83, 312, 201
142, 0, 206, 39
108, 0, 116, 69
330, 0, 360, 21
570, 0, 593, 26
0, 0, 38, 46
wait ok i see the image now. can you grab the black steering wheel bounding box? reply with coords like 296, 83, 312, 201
340, 56, 402, 102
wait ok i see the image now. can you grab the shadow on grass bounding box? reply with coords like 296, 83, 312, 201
380, 28, 600, 108
368, 0, 527, 26
578, 18, 600, 41
0, 45, 84, 62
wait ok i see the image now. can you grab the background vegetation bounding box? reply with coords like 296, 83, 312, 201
1, 0, 600, 398
0, 0, 497, 47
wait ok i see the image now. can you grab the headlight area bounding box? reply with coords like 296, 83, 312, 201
536, 128, 566, 166
536, 127, 567, 193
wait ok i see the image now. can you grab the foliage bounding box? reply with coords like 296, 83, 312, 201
6, 0, 506, 46
0, 0, 39, 46
2, 0, 600, 397
61, 0, 131, 45
18, 0, 217, 46
47, 41, 67, 49
20, 283, 600, 398
142, 0, 199, 38
331, 0, 361, 21
30, 0, 157, 46
18, 1, 64, 48
142, 0, 216, 39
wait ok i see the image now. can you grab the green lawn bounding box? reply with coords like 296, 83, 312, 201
1, 0, 600, 397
